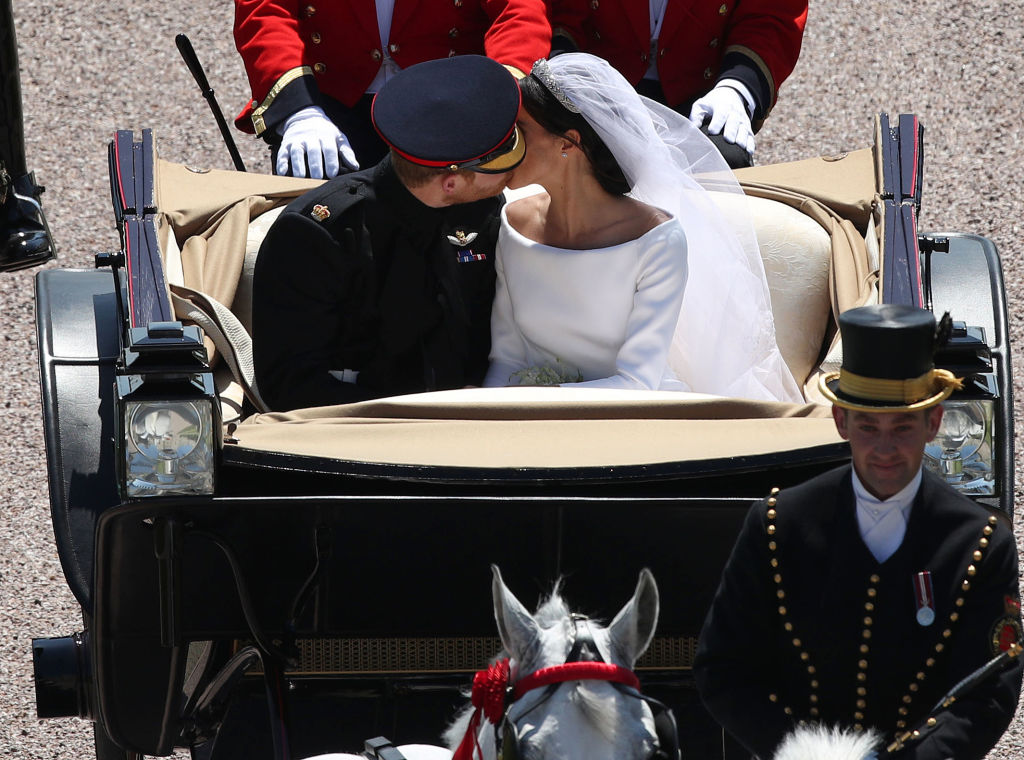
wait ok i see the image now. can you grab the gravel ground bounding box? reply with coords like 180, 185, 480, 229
2, 1, 1022, 757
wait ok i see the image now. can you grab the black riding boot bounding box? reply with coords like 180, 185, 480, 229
0, 167, 54, 271
0, 0, 55, 272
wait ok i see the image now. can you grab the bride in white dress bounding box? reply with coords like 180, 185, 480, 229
483, 54, 802, 403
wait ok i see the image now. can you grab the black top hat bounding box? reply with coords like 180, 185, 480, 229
818, 304, 961, 411
371, 55, 525, 174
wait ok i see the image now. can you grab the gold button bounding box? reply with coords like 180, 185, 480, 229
792, 638, 801, 647
769, 693, 778, 702
718, 3, 728, 13
809, 707, 819, 717
807, 665, 816, 674
774, 574, 782, 584
898, 707, 908, 716
895, 720, 905, 729
703, 67, 713, 79
809, 694, 818, 703
950, 612, 959, 622
864, 616, 873, 626
310, 32, 322, 44
778, 605, 787, 615
857, 672, 866, 681
935, 643, 945, 653
870, 574, 880, 584
989, 515, 998, 525
449, 27, 459, 38
860, 644, 869, 654
956, 597, 965, 607
771, 487, 780, 495
862, 629, 871, 639
767, 497, 777, 506
767, 508, 777, 519
302, 4, 316, 17
769, 541, 777, 551
389, 43, 400, 53
858, 659, 868, 669
980, 537, 989, 548
856, 699, 866, 709
784, 622, 793, 631
371, 49, 382, 62
784, 707, 793, 715
927, 717, 938, 726
313, 62, 326, 73
810, 680, 819, 688
942, 628, 952, 638
917, 671, 926, 680
857, 687, 866, 696
770, 558, 779, 567
867, 588, 877, 597
984, 525, 994, 535
967, 565, 977, 577
902, 695, 913, 704
777, 589, 785, 599
926, 658, 936, 667
865, 602, 875, 611
800, 652, 809, 661
962, 580, 971, 591
974, 550, 983, 561
909, 683, 919, 692
767, 525, 776, 535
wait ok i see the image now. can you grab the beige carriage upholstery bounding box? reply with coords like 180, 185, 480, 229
157, 150, 878, 424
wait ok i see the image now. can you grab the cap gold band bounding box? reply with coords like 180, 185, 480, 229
839, 368, 940, 403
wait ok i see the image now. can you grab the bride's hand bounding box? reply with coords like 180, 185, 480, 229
688, 84, 756, 156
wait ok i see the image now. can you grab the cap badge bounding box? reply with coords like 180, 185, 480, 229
311, 204, 331, 222
447, 229, 478, 247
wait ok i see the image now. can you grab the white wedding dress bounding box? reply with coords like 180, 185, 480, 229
484, 203, 689, 391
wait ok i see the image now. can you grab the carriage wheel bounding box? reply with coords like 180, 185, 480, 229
93, 723, 144, 760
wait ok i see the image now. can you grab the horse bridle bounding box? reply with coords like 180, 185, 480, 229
494, 614, 682, 760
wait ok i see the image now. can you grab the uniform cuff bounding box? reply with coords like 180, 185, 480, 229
718, 52, 771, 125
251, 68, 321, 137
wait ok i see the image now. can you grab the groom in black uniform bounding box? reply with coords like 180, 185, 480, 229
695, 304, 1022, 759
252, 55, 525, 411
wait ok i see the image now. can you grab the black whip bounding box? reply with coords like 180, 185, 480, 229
175, 33, 247, 172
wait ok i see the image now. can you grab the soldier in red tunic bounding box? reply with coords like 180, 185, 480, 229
550, 0, 807, 168
233, 0, 552, 178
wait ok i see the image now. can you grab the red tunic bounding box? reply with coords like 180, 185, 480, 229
551, 0, 807, 121
234, 0, 552, 134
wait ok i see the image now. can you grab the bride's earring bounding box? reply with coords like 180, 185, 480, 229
561, 152, 568, 158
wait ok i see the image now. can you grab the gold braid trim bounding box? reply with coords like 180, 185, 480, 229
251, 66, 315, 136
838, 368, 963, 404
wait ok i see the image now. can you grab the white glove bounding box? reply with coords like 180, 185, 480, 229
688, 83, 756, 156
276, 106, 359, 179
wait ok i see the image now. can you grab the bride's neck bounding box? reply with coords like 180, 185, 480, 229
541, 172, 624, 249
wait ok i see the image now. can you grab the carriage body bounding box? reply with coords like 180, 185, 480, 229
30, 115, 1012, 759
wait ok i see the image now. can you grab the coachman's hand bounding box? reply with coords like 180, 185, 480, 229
277, 106, 360, 179
688, 84, 756, 156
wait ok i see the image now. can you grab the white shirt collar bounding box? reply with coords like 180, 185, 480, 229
851, 465, 923, 513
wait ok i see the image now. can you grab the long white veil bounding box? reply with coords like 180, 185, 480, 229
541, 54, 802, 402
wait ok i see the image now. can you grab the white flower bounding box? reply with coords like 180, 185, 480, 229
509, 360, 583, 386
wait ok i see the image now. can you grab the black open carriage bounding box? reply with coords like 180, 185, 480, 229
30, 114, 1012, 759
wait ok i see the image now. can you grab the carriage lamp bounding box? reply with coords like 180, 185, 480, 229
124, 399, 215, 497
923, 399, 994, 495
115, 321, 219, 499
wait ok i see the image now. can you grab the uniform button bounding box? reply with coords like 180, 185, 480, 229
718, 3, 728, 13
302, 4, 316, 17
974, 550, 983, 561
389, 43, 400, 53
709, 37, 719, 48
449, 27, 459, 38
371, 49, 382, 62
703, 67, 713, 79
768, 693, 778, 702
313, 62, 326, 74
310, 32, 322, 44
856, 699, 866, 709
869, 574, 880, 584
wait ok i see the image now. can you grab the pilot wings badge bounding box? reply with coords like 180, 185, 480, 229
448, 228, 487, 263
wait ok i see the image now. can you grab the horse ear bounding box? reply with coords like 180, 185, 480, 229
491, 564, 540, 662
608, 568, 659, 667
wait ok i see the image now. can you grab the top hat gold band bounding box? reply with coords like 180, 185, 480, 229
838, 367, 963, 404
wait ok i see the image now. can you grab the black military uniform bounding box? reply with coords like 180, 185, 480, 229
251, 55, 524, 411
0, 0, 54, 271
694, 305, 1022, 759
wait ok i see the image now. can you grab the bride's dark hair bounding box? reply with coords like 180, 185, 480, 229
520, 73, 631, 195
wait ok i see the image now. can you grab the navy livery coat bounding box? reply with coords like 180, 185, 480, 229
252, 157, 498, 411
694, 465, 1022, 759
